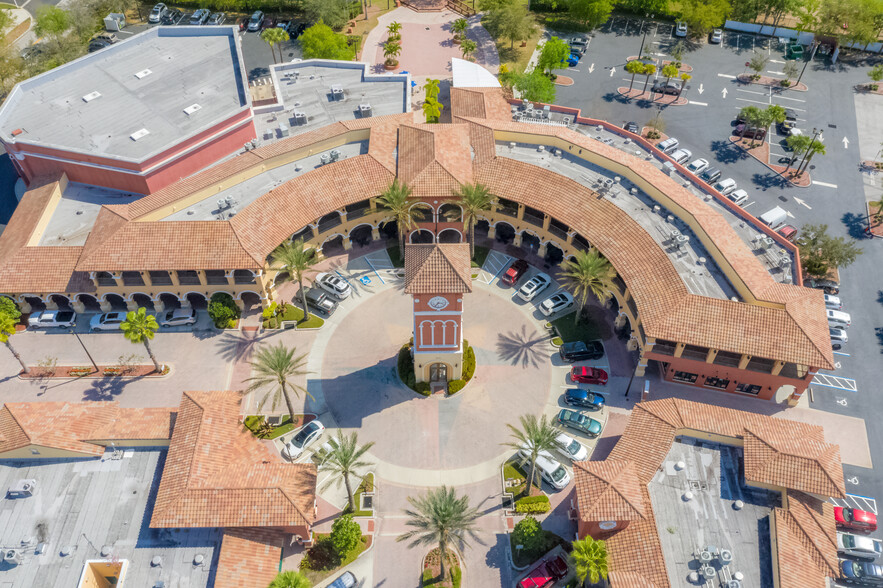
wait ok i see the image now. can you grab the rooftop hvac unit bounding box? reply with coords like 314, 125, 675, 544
130, 128, 150, 141
82, 91, 101, 103
134, 69, 152, 79
7, 479, 37, 497
3, 549, 21, 565
183, 104, 202, 116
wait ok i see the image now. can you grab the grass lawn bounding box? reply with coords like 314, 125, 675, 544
350, 472, 375, 516
351, 1, 397, 49
301, 533, 369, 585
471, 245, 490, 268
243, 414, 310, 439
262, 303, 325, 329
510, 529, 569, 568
551, 312, 602, 343
484, 0, 544, 74
387, 244, 404, 268
422, 567, 462, 588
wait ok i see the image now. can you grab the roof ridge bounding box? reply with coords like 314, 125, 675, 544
227, 218, 265, 266
600, 462, 646, 519
783, 503, 838, 575
2, 405, 31, 446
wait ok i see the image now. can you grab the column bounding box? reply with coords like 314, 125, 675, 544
542, 215, 551, 231
99, 297, 113, 312
180, 295, 192, 309
170, 271, 180, 286
512, 233, 523, 247
487, 225, 496, 239
343, 236, 353, 251
125, 298, 138, 312
195, 270, 206, 285
516, 203, 525, 220
537, 242, 548, 258
614, 312, 627, 329
233, 297, 245, 312
738, 354, 751, 370
152, 295, 165, 313
142, 272, 153, 287
223, 271, 235, 286
18, 297, 32, 314
771, 360, 785, 376
673, 342, 686, 358
72, 298, 86, 313
44, 296, 58, 310
705, 349, 718, 364
371, 227, 380, 240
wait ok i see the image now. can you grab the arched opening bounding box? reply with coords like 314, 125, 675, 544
49, 294, 72, 310
573, 234, 591, 252
521, 232, 541, 254
429, 362, 448, 383
291, 226, 314, 243
410, 203, 434, 223
437, 228, 462, 244
23, 296, 45, 311
349, 224, 373, 248
240, 292, 262, 317
104, 293, 127, 310
410, 229, 435, 244
317, 211, 342, 234
474, 219, 490, 238
495, 222, 515, 244
159, 293, 181, 309
438, 203, 462, 222
321, 234, 345, 257
545, 243, 564, 266
186, 292, 208, 309
616, 314, 632, 342
566, 255, 577, 265
233, 269, 256, 285
131, 293, 154, 311
77, 294, 101, 311
378, 221, 398, 241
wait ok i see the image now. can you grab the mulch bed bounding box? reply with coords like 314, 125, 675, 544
423, 548, 460, 587
662, 59, 693, 73
737, 73, 807, 92
641, 128, 669, 146
20, 365, 168, 379
729, 136, 811, 187
855, 84, 883, 95
869, 203, 883, 237
617, 87, 687, 105
554, 75, 574, 86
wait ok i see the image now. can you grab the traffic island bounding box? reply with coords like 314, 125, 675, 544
737, 73, 807, 92
19, 364, 171, 379
554, 75, 574, 86
729, 136, 811, 187
867, 202, 883, 238
421, 548, 462, 588
617, 88, 688, 105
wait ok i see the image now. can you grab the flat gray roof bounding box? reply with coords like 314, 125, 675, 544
0, 27, 249, 163
39, 183, 143, 246
0, 449, 220, 587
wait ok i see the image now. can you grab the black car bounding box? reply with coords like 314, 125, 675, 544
305, 288, 337, 316
699, 167, 721, 183
559, 340, 604, 362
288, 21, 307, 37
161, 8, 183, 24
652, 80, 681, 95
623, 121, 639, 134
563, 388, 606, 411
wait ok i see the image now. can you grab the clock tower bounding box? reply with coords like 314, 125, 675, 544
404, 243, 473, 387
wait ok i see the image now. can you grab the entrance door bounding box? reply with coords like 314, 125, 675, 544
429, 363, 447, 382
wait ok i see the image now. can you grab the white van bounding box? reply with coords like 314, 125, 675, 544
830, 327, 848, 343
824, 294, 842, 310
826, 309, 851, 328
519, 448, 571, 490
657, 137, 679, 153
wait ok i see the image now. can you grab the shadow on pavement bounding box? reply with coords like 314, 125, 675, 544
751, 172, 789, 191
313, 358, 411, 428
496, 325, 552, 368
842, 211, 870, 240
81, 373, 149, 401
709, 139, 750, 165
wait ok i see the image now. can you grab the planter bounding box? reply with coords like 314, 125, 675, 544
453, 38, 461, 45
384, 61, 399, 71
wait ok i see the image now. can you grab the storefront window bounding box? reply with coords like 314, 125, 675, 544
704, 377, 730, 389
735, 383, 762, 395
673, 371, 698, 384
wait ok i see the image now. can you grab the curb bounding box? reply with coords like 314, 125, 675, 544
728, 136, 811, 187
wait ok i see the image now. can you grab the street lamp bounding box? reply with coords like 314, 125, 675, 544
797, 127, 821, 176
796, 42, 818, 86
638, 14, 655, 60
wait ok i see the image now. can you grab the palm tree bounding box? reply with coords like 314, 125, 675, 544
383, 40, 401, 67
560, 247, 617, 326
387, 20, 402, 41
376, 178, 416, 252
422, 97, 443, 123
503, 414, 559, 495
271, 239, 318, 322
397, 486, 482, 582
625, 60, 645, 92
423, 78, 441, 101
244, 343, 311, 424
797, 138, 826, 175
676, 73, 691, 99
260, 27, 289, 64
451, 182, 496, 258
570, 537, 609, 586
267, 570, 311, 588
0, 305, 27, 374
315, 431, 375, 511
761, 104, 786, 145
460, 38, 477, 60
659, 63, 679, 100
120, 307, 161, 371
451, 17, 467, 41
641, 63, 657, 93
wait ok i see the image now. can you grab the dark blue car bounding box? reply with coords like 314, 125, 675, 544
564, 53, 579, 67
841, 560, 883, 584
564, 389, 605, 411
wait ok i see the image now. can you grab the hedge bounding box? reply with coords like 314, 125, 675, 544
447, 379, 465, 394
515, 495, 551, 514
462, 340, 476, 381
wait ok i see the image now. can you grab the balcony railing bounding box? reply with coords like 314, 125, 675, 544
548, 225, 568, 240
205, 271, 229, 285
121, 272, 144, 287
317, 216, 342, 234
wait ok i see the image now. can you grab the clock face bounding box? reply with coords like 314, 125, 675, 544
427, 296, 449, 311
598, 521, 618, 530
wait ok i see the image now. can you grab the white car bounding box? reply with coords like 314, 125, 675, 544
282, 420, 325, 460
728, 189, 749, 206
28, 309, 77, 329
518, 447, 571, 490
516, 272, 551, 302
315, 272, 352, 299
669, 148, 692, 165
89, 311, 127, 331
158, 307, 197, 328
686, 158, 709, 174
829, 327, 848, 343
539, 291, 574, 316
148, 2, 167, 23
555, 432, 588, 461
824, 294, 842, 310
837, 532, 883, 560
714, 178, 737, 195
675, 21, 687, 37
710, 28, 723, 44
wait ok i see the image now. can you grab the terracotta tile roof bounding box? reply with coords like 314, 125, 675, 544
774, 492, 839, 588
150, 391, 316, 529
606, 571, 664, 588
572, 460, 646, 522
404, 243, 473, 294
215, 527, 285, 588
450, 87, 512, 122
0, 402, 175, 456
397, 124, 473, 196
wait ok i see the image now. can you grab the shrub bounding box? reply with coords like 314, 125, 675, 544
331, 514, 362, 555
515, 495, 551, 514
447, 379, 466, 394
462, 341, 476, 381
512, 516, 543, 553
646, 129, 661, 139
416, 381, 431, 396
551, 337, 563, 346
208, 293, 240, 329
261, 301, 278, 319
397, 343, 417, 390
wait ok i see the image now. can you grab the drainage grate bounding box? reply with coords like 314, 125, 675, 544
688, 480, 710, 491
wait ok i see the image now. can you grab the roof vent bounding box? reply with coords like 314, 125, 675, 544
135, 69, 152, 79
183, 104, 202, 116
130, 128, 150, 141
82, 91, 101, 102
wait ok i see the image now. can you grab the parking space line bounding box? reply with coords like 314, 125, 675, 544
812, 371, 858, 392
813, 180, 838, 188
718, 73, 736, 79
830, 494, 878, 515
833, 351, 850, 356
736, 89, 766, 95
688, 101, 708, 106
775, 95, 806, 103
735, 97, 770, 106
359, 258, 386, 285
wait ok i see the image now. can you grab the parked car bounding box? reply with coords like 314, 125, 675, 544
539, 292, 574, 316
238, 16, 249, 30
315, 272, 352, 299
189, 8, 210, 24
88, 39, 114, 52
276, 19, 290, 30
729, 189, 749, 206
824, 294, 842, 310
700, 167, 722, 183
686, 158, 709, 174
327, 571, 357, 588
90, 32, 118, 45
90, 311, 127, 331
841, 560, 883, 584
28, 310, 76, 329
207, 11, 225, 24
282, 420, 325, 460
304, 288, 338, 316
735, 124, 768, 140
564, 53, 579, 67
656, 137, 679, 153
838, 532, 883, 560
570, 36, 589, 56
517, 447, 571, 490
779, 109, 799, 133
563, 388, 605, 411
20, 43, 46, 60
559, 340, 604, 362
161, 8, 183, 24
570, 366, 608, 385
830, 327, 848, 343
669, 148, 692, 164
624, 121, 639, 134
501, 259, 529, 286
827, 309, 851, 328
516, 272, 551, 302
555, 432, 588, 461
288, 21, 307, 37
556, 409, 603, 437
652, 80, 682, 95
836, 507, 878, 533
247, 10, 264, 31
148, 2, 168, 23
777, 224, 798, 242
710, 28, 723, 43
714, 178, 738, 195
158, 307, 197, 328
518, 555, 568, 588
261, 14, 277, 29
675, 21, 687, 37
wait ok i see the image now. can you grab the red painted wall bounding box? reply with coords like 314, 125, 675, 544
412, 294, 463, 353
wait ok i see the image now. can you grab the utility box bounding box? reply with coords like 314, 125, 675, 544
104, 13, 126, 31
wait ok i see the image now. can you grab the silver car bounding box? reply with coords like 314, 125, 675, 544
539, 291, 574, 316
282, 420, 325, 460
710, 28, 723, 43
838, 532, 882, 560
315, 272, 352, 299
90, 311, 127, 331
516, 272, 551, 302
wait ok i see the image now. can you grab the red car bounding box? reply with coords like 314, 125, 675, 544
518, 555, 568, 588
570, 366, 608, 385
836, 507, 877, 533
501, 259, 529, 286
238, 16, 248, 31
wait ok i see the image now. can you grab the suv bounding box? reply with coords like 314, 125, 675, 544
675, 21, 687, 37
570, 36, 589, 56
247, 10, 264, 31
190, 8, 210, 24
88, 32, 117, 52
90, 311, 127, 331
656, 137, 679, 153
148, 2, 168, 23
207, 12, 225, 24
161, 8, 183, 24
315, 272, 352, 299
559, 340, 604, 362
669, 148, 692, 164
305, 288, 338, 315
517, 272, 551, 302
501, 259, 529, 286
700, 167, 722, 183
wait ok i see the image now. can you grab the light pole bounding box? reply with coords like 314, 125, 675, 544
74, 332, 98, 372
638, 14, 654, 60
796, 42, 818, 87
797, 127, 821, 176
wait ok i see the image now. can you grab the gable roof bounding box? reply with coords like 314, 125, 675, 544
215, 528, 285, 588
397, 124, 473, 196
774, 492, 839, 588
572, 460, 646, 522
150, 391, 316, 529
404, 243, 473, 294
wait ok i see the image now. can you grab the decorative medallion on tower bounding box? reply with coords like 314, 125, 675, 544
404, 243, 473, 386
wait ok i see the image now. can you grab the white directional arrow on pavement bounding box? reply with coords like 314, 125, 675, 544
722, 88, 728, 98
610, 67, 616, 77
793, 197, 812, 209
842, 137, 849, 148
589, 63, 595, 73
698, 83, 704, 94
